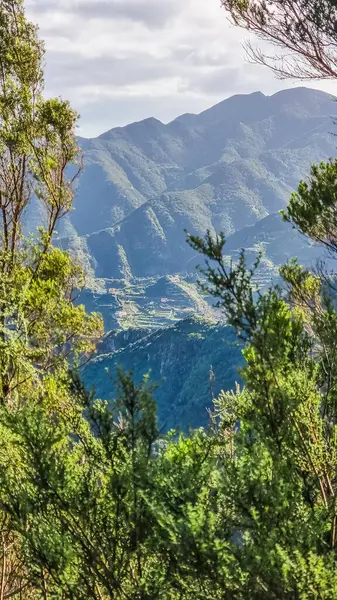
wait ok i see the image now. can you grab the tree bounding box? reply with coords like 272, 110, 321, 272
220, 0, 337, 79
0, 0, 102, 408
0, 1, 103, 597
184, 0, 337, 593
0, 4, 226, 598
186, 189, 337, 597
7, 0, 337, 597
0, 372, 160, 599
0, 368, 230, 600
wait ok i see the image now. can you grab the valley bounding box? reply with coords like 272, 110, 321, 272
3, 0, 337, 593
83, 316, 243, 431
79, 274, 214, 332
54, 86, 337, 429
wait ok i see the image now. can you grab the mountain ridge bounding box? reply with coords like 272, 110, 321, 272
77, 87, 337, 427
96, 87, 335, 137
50, 86, 337, 284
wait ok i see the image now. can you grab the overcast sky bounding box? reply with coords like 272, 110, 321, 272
25, 0, 337, 138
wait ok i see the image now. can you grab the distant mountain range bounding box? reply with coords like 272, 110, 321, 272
41, 86, 337, 284
55, 86, 337, 429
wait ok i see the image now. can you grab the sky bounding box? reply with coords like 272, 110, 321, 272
26, 0, 337, 138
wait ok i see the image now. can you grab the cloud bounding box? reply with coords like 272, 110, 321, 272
27, 0, 182, 29
25, 0, 337, 137
46, 51, 176, 88
181, 66, 244, 95
80, 0, 182, 28
73, 92, 211, 138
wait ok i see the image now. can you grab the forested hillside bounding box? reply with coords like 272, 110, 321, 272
2, 0, 337, 598
49, 87, 337, 281
75, 89, 337, 428
84, 317, 242, 430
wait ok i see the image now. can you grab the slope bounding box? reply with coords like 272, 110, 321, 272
83, 317, 243, 431
58, 87, 337, 281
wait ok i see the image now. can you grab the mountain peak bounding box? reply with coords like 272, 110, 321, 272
270, 86, 333, 101
127, 116, 164, 128
268, 86, 337, 115
191, 90, 268, 128
57, 85, 337, 288
98, 116, 165, 140
95, 87, 335, 141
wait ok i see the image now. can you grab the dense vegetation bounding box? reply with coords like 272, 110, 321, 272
2, 0, 337, 598
84, 317, 243, 431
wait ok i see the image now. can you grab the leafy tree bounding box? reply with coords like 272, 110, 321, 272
283, 159, 337, 253
0, 368, 227, 600
0, 3, 223, 598
0, 372, 159, 599
186, 185, 337, 597
0, 0, 102, 597
186, 0, 337, 593
5, 0, 337, 598
0, 0, 102, 408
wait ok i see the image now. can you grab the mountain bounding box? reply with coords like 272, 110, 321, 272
74, 87, 337, 430
83, 317, 243, 431
222, 212, 327, 275
53, 87, 337, 283
79, 274, 214, 332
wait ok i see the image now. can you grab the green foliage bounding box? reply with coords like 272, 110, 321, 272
0, 1, 103, 597
3, 2, 337, 600
84, 317, 242, 431
0, 373, 162, 599
283, 159, 337, 254
0, 371, 228, 599
187, 201, 337, 597
0, 0, 103, 407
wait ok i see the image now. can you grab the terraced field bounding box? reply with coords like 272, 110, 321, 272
79, 274, 215, 331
